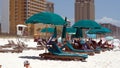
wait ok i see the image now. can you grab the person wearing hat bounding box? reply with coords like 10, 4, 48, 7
24, 60, 32, 68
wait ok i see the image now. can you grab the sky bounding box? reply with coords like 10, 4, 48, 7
0, 0, 120, 25
47, 0, 120, 24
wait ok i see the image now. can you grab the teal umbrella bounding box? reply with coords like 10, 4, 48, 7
25, 11, 66, 25
66, 27, 76, 34
87, 27, 111, 34
87, 34, 96, 39
72, 20, 101, 29
75, 28, 83, 38
41, 27, 76, 34
72, 20, 101, 38
53, 26, 57, 38
41, 27, 54, 33
105, 36, 114, 41
61, 17, 67, 39
62, 25, 67, 39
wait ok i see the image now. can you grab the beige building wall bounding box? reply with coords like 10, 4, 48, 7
75, 0, 95, 22
9, 0, 46, 35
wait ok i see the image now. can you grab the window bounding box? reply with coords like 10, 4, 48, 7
18, 27, 23, 31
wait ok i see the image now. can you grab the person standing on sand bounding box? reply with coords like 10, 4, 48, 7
24, 60, 32, 68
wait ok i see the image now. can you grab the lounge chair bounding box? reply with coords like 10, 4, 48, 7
60, 41, 95, 55
86, 41, 101, 54
40, 42, 88, 61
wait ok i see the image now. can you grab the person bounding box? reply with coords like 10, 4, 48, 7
102, 41, 109, 48
0, 65, 1, 68
24, 60, 32, 68
57, 37, 62, 47
98, 39, 103, 47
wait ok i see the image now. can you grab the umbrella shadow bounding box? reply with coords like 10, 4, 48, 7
19, 56, 45, 60
19, 56, 87, 62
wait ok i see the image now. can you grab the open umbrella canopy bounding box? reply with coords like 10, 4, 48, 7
53, 26, 57, 38
25, 11, 66, 25
105, 36, 114, 41
72, 20, 101, 29
40, 27, 76, 34
75, 28, 83, 38
41, 27, 54, 33
62, 25, 67, 39
66, 27, 76, 34
87, 27, 111, 34
61, 17, 67, 39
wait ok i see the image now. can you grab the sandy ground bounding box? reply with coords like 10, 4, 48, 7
0, 38, 120, 68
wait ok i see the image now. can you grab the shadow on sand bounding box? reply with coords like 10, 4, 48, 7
19, 56, 82, 61
19, 56, 45, 60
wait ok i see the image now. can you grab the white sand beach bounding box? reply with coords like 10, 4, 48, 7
0, 38, 120, 68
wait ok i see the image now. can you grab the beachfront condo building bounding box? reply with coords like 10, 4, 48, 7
75, 0, 95, 22
46, 1, 54, 12
0, 0, 47, 35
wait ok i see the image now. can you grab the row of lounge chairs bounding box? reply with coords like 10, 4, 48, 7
39, 41, 88, 61
38, 37, 113, 61
0, 40, 27, 53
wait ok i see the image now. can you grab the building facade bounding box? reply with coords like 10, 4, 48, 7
10, 0, 46, 35
46, 1, 54, 12
75, 0, 95, 22
0, 0, 46, 35
100, 23, 120, 39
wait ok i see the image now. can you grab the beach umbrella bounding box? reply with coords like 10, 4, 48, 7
75, 28, 83, 38
41, 27, 54, 33
72, 20, 101, 29
105, 36, 114, 41
61, 25, 67, 39
41, 27, 76, 34
61, 17, 67, 39
72, 20, 101, 38
87, 27, 111, 34
86, 34, 96, 39
66, 27, 76, 34
25, 11, 66, 25
25, 11, 66, 39
53, 26, 57, 38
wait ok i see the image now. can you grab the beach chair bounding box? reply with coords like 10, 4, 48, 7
2, 40, 16, 48
60, 41, 95, 55
40, 42, 88, 61
85, 41, 101, 54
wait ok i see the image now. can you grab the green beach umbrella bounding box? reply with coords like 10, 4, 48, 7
25, 11, 66, 25
72, 20, 101, 29
66, 27, 76, 34
105, 36, 114, 41
41, 27, 54, 33
53, 26, 57, 38
41, 27, 76, 34
75, 28, 83, 38
61, 17, 67, 39
87, 27, 111, 34
72, 20, 101, 38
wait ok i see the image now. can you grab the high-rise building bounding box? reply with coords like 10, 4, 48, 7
46, 1, 54, 12
0, 0, 46, 35
75, 0, 95, 22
